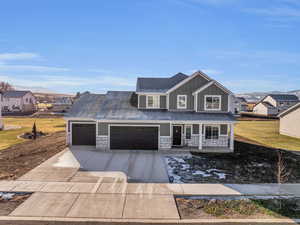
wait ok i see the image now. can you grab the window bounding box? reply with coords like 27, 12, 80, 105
177, 95, 187, 109
185, 125, 192, 140
205, 95, 221, 110
205, 125, 219, 140
147, 95, 160, 108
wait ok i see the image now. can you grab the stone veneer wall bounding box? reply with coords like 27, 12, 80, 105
96, 136, 109, 150
159, 136, 172, 150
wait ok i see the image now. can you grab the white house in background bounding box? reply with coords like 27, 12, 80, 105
253, 94, 299, 116
2, 91, 36, 112
233, 97, 248, 114
0, 91, 3, 130
279, 103, 300, 139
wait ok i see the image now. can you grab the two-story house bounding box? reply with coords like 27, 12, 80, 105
2, 91, 36, 113
65, 71, 236, 152
253, 94, 299, 116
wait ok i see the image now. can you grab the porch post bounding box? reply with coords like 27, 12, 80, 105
230, 123, 234, 151
199, 123, 203, 150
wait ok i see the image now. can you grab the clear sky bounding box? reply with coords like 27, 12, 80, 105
0, 0, 300, 94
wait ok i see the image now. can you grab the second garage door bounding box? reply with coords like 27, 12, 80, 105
110, 126, 159, 150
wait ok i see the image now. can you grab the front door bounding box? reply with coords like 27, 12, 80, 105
172, 125, 182, 146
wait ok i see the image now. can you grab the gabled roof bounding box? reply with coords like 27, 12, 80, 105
3, 90, 32, 98
192, 80, 233, 96
66, 91, 236, 122
136, 73, 188, 93
268, 94, 299, 102
278, 102, 300, 118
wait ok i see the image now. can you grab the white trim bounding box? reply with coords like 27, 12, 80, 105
230, 124, 234, 150
136, 92, 166, 95
204, 124, 220, 140
192, 81, 215, 96
193, 80, 233, 96
194, 93, 198, 111
108, 124, 160, 150
137, 94, 140, 109
146, 95, 160, 109
184, 124, 192, 140
166, 94, 170, 110
204, 95, 222, 111
199, 123, 203, 150
166, 71, 210, 94
177, 95, 187, 109
172, 124, 183, 146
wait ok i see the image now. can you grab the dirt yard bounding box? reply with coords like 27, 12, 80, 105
0, 131, 66, 180
0, 193, 31, 216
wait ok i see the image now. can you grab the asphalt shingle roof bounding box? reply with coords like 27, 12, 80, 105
269, 94, 299, 102
67, 91, 236, 122
136, 73, 188, 93
3, 91, 31, 98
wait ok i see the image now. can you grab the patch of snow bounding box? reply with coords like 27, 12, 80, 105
193, 170, 211, 177
0, 192, 15, 200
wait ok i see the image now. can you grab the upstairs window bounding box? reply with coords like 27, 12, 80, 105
177, 95, 187, 109
147, 95, 160, 108
205, 95, 221, 111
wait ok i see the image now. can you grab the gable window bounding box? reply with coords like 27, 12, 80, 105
185, 125, 192, 140
205, 95, 221, 110
177, 95, 187, 109
147, 95, 160, 108
205, 125, 219, 140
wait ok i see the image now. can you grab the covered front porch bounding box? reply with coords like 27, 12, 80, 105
162, 122, 235, 153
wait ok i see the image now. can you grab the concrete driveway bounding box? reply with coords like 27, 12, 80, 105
24, 146, 179, 183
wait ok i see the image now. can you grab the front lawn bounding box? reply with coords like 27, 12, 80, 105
235, 120, 300, 151
0, 117, 65, 150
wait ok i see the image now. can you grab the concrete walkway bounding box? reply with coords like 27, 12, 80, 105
2, 180, 300, 220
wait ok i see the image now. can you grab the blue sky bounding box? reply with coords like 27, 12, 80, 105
0, 0, 300, 94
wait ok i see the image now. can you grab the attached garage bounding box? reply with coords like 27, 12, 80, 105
72, 123, 96, 146
110, 126, 159, 150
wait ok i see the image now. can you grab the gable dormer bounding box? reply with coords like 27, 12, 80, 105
136, 71, 233, 113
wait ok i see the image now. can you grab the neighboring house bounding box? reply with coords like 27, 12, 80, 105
233, 97, 248, 114
66, 71, 236, 152
0, 91, 3, 130
279, 103, 300, 139
51, 97, 73, 113
2, 91, 36, 112
253, 94, 299, 116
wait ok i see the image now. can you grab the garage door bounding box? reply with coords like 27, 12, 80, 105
72, 124, 96, 146
110, 126, 159, 150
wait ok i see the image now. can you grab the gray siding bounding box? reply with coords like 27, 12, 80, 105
139, 95, 146, 108
160, 96, 167, 109
169, 75, 209, 110
138, 95, 167, 109
220, 124, 228, 135
98, 122, 170, 137
197, 84, 229, 112
192, 124, 199, 134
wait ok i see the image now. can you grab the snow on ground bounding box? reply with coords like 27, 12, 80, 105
164, 155, 228, 183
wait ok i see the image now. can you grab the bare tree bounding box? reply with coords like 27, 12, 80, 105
277, 151, 292, 184
0, 81, 14, 91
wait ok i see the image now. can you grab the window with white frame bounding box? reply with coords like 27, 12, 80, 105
185, 125, 192, 140
147, 95, 160, 108
205, 95, 221, 110
177, 95, 187, 109
205, 125, 219, 140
